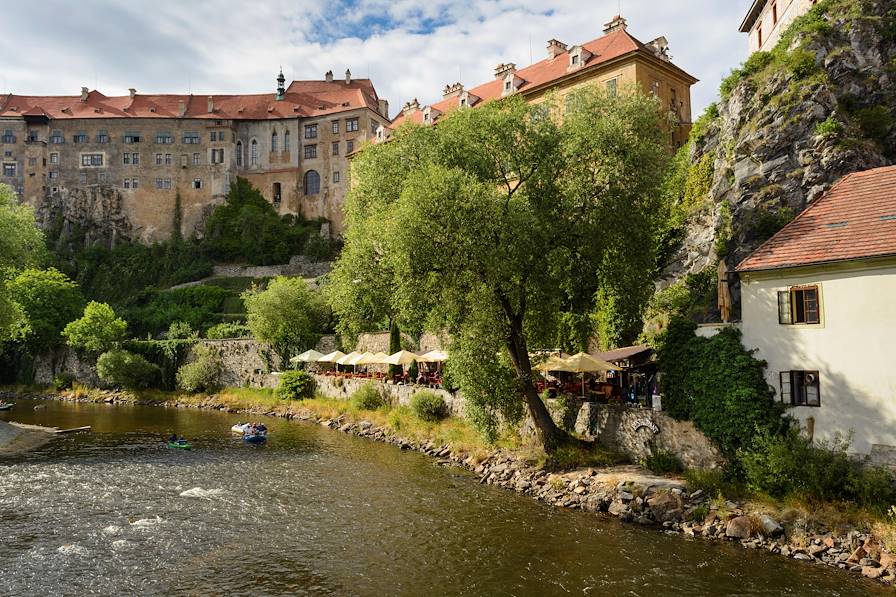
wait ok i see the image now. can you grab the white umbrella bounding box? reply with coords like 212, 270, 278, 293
318, 350, 346, 364
547, 352, 620, 397
348, 352, 373, 366
290, 349, 324, 364
384, 350, 419, 366
418, 350, 449, 363
336, 351, 362, 366
357, 351, 389, 365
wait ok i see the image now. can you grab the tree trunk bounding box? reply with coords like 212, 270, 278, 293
504, 320, 568, 452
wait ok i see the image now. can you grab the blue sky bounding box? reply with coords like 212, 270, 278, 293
0, 0, 755, 120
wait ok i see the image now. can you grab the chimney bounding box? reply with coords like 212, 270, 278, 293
547, 39, 568, 59
603, 15, 628, 34
80, 87, 89, 102
345, 69, 352, 84
378, 98, 389, 119
325, 70, 334, 83
178, 100, 186, 117
442, 82, 464, 99
494, 63, 517, 80
647, 36, 671, 61
128, 88, 137, 99
402, 98, 420, 115
207, 96, 214, 113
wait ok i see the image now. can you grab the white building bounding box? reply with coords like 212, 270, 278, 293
739, 0, 819, 55
737, 165, 896, 461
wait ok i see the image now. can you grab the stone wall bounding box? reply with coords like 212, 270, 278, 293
313, 375, 465, 417
33, 348, 100, 387
211, 255, 332, 280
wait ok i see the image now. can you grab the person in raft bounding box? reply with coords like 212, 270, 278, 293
168, 434, 177, 443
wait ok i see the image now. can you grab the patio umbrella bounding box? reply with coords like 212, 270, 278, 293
549, 352, 620, 397
384, 350, 419, 366
357, 352, 389, 365
535, 355, 570, 372
290, 349, 324, 365
349, 352, 374, 367
418, 350, 449, 363
317, 350, 346, 364
336, 351, 361, 366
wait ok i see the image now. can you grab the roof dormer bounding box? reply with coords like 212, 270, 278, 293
567, 45, 593, 72
422, 105, 441, 125
458, 90, 480, 108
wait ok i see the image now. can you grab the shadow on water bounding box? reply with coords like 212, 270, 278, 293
0, 399, 887, 597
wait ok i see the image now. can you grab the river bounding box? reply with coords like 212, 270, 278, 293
0, 399, 884, 596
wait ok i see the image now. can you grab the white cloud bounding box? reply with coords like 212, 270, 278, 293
2, 0, 755, 119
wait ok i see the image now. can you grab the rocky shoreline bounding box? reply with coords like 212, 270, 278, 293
6, 388, 893, 588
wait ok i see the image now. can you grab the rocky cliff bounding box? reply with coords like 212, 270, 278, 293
658, 0, 896, 315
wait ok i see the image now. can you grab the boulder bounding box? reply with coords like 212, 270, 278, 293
759, 515, 783, 537
646, 492, 684, 524
608, 500, 628, 516
725, 516, 753, 540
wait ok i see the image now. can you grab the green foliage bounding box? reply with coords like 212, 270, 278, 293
96, 349, 160, 389
720, 51, 773, 99
410, 390, 449, 422
714, 200, 733, 258
815, 116, 843, 137
654, 317, 789, 459
351, 382, 387, 410
641, 450, 684, 475
167, 320, 197, 340
203, 177, 319, 265
739, 429, 896, 514
779, 49, 818, 79
63, 301, 127, 354
684, 468, 745, 500
125, 285, 236, 337
690, 103, 719, 144
0, 184, 46, 339
53, 372, 76, 391
7, 268, 84, 352
303, 234, 340, 262
242, 276, 328, 370
407, 359, 419, 380
683, 154, 714, 214
205, 322, 252, 339
852, 106, 893, 143
176, 344, 221, 393
543, 442, 625, 471
746, 206, 795, 242
276, 370, 316, 401
126, 338, 196, 391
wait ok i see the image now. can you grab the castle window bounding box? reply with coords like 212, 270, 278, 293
156, 133, 173, 144
332, 142, 339, 156
250, 139, 258, 165
210, 131, 217, 142
333, 171, 340, 183
271, 131, 279, 152
51, 131, 64, 144
304, 124, 317, 139
155, 153, 163, 165
123, 178, 131, 189
80, 153, 104, 167
780, 371, 820, 407
132, 178, 139, 189
123, 153, 131, 165
606, 79, 618, 97
165, 153, 172, 166
284, 130, 290, 152
346, 118, 359, 132
2, 130, 16, 143
303, 170, 320, 195
346, 140, 354, 153
304, 144, 317, 159
73, 133, 88, 144
236, 141, 243, 167
50, 153, 59, 164
192, 178, 202, 189
332, 121, 340, 134
132, 153, 140, 165
183, 132, 200, 144
2, 163, 16, 176
123, 133, 141, 144
778, 286, 821, 325
49, 171, 58, 179
193, 152, 200, 165
96, 131, 109, 144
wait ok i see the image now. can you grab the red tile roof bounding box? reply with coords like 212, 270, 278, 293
737, 165, 896, 272
0, 79, 381, 121
391, 27, 696, 128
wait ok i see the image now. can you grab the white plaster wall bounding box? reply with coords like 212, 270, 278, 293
740, 261, 896, 455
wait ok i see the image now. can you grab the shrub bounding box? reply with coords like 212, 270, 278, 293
410, 391, 449, 422
63, 301, 128, 354
53, 372, 76, 391
780, 49, 818, 79
407, 359, 419, 380
175, 344, 221, 393
205, 322, 252, 339
167, 320, 197, 340
739, 429, 896, 513
815, 116, 842, 138
641, 450, 684, 475
125, 285, 235, 338
853, 106, 893, 143
684, 468, 744, 499
276, 370, 316, 401
351, 383, 387, 411
97, 349, 160, 389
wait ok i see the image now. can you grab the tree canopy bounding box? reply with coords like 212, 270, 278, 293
0, 184, 47, 340
331, 87, 670, 448
63, 301, 128, 354
242, 276, 329, 370
8, 268, 85, 353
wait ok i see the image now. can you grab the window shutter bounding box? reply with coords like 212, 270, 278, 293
805, 372, 820, 406
778, 291, 792, 324
779, 371, 792, 404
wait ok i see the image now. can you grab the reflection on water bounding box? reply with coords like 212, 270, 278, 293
0, 400, 884, 596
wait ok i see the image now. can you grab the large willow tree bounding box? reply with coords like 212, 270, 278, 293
330, 87, 669, 449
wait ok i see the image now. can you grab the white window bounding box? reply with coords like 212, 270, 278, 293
304, 124, 317, 139
123, 133, 141, 144
331, 121, 339, 134
606, 79, 618, 97
284, 129, 290, 152
156, 133, 173, 144
2, 163, 16, 176
81, 154, 104, 167
192, 178, 202, 189
346, 140, 354, 153
123, 153, 131, 165
50, 131, 64, 144
332, 142, 339, 156
124, 178, 131, 189
132, 153, 140, 165
73, 133, 88, 144
50, 153, 59, 164
779, 371, 820, 407
346, 118, 359, 132
132, 178, 139, 189
183, 132, 200, 144
192, 152, 200, 165
304, 144, 317, 159
48, 171, 58, 179
165, 153, 172, 165
155, 153, 163, 165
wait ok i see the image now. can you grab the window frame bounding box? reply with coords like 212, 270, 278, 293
304, 124, 318, 139
346, 118, 359, 132
779, 285, 821, 325
780, 371, 821, 407
303, 144, 317, 159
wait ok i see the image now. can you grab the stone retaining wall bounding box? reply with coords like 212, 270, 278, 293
211, 255, 332, 279
313, 375, 464, 417
33, 348, 100, 387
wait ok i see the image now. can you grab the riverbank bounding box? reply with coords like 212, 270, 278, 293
0, 420, 55, 455
3, 384, 895, 587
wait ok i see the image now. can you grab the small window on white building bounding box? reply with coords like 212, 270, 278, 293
778, 286, 821, 325
780, 371, 820, 407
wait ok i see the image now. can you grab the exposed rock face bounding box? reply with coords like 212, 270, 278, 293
33, 186, 136, 249
661, 0, 895, 305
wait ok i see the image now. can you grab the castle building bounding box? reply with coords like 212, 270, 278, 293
389, 17, 697, 149
739, 0, 818, 55
0, 70, 390, 241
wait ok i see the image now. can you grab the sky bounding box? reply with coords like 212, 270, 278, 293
0, 0, 755, 120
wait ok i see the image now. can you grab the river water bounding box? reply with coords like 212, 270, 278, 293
0, 400, 884, 596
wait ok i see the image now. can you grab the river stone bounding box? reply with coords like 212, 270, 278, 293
758, 515, 783, 537
608, 500, 628, 516
725, 516, 753, 540
863, 566, 886, 580
646, 492, 684, 523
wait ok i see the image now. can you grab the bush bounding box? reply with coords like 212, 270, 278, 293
815, 116, 843, 138
125, 285, 236, 338
407, 359, 419, 380
97, 349, 160, 389
276, 370, 316, 401
410, 391, 449, 422
641, 450, 684, 475
351, 383, 387, 411
63, 301, 128, 354
205, 322, 252, 339
175, 344, 221, 393
167, 320, 197, 340
684, 469, 745, 499
739, 429, 896, 513
53, 372, 76, 391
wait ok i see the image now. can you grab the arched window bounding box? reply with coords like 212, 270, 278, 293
271, 130, 278, 152
235, 140, 243, 167
284, 129, 290, 152
303, 170, 320, 195
250, 139, 258, 166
